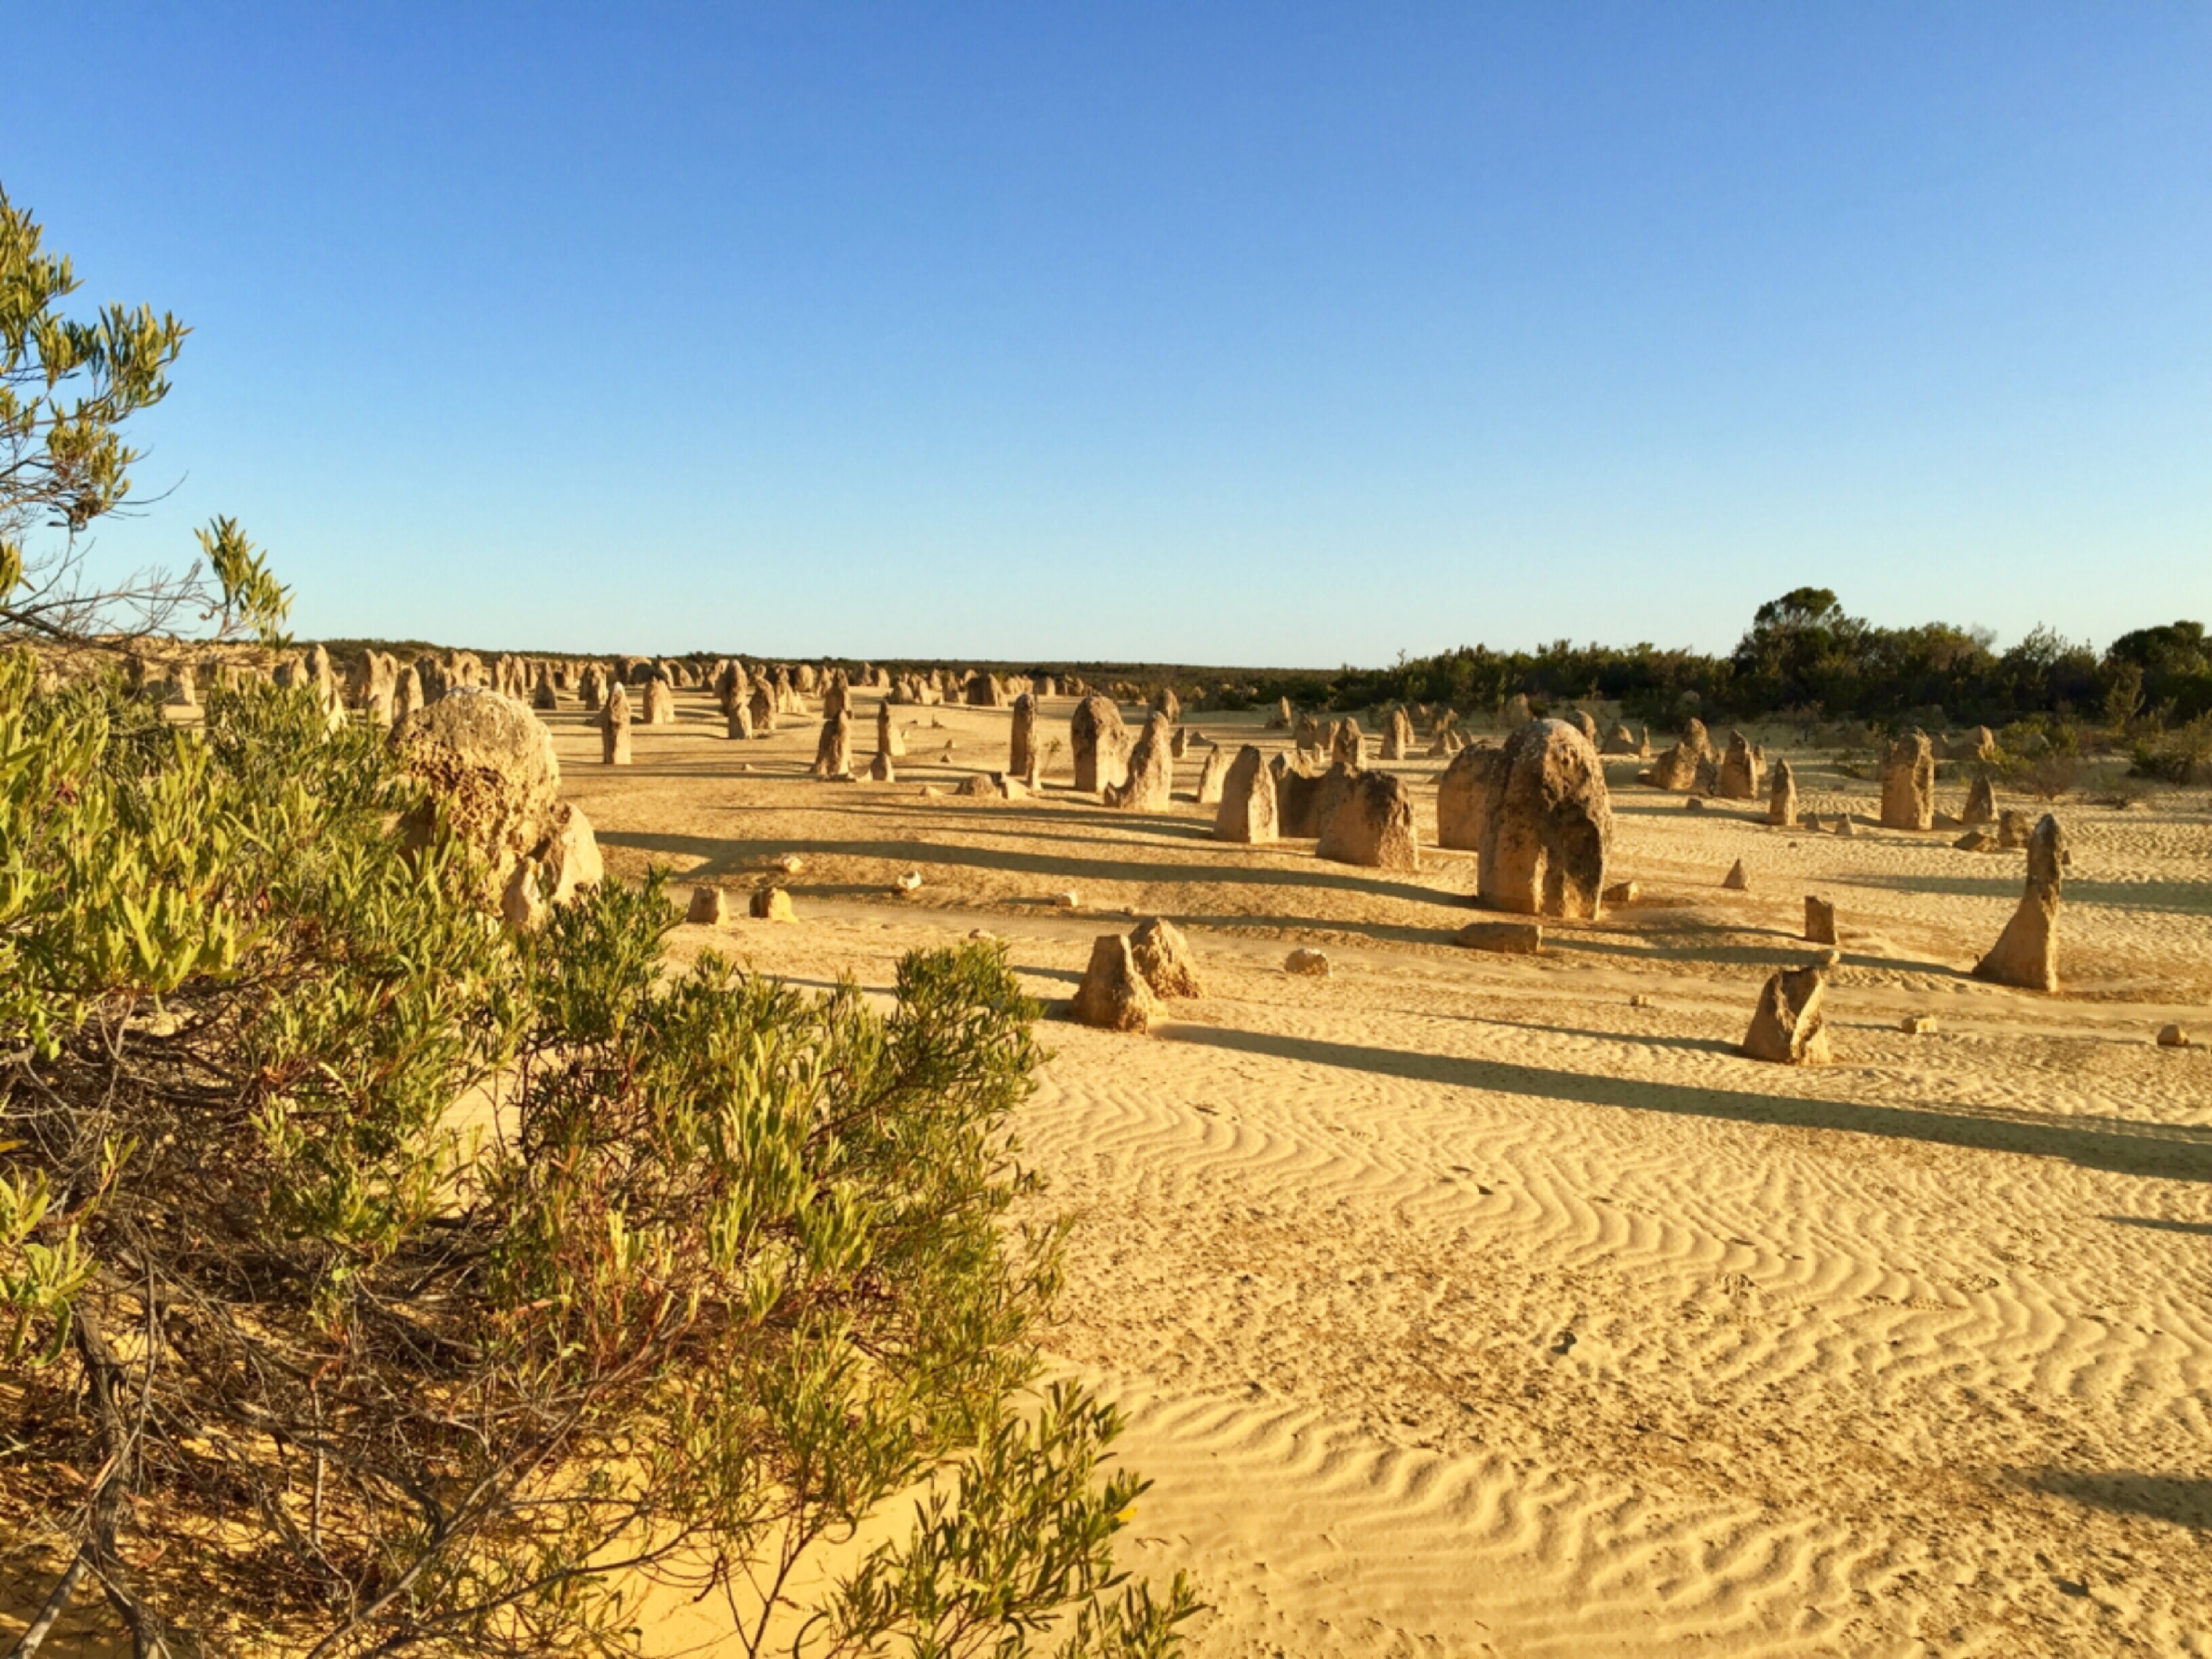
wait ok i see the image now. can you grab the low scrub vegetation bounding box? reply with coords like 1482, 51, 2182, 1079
0, 658, 1193, 1656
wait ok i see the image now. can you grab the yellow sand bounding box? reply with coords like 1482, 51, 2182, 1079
17, 684, 2206, 1656
565, 686, 2211, 1658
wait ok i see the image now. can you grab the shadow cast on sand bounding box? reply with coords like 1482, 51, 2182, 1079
596, 827, 1462, 910
2026, 1471, 2212, 1530
1544, 930, 1967, 979
1152, 1024, 2212, 1184
1479, 1017, 1746, 1059
1845, 871, 2212, 917
2100, 1214, 2212, 1235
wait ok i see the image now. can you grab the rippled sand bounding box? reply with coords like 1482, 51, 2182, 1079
559, 687, 2211, 1658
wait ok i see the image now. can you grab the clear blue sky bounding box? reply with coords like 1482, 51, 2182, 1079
5, 4, 2206, 664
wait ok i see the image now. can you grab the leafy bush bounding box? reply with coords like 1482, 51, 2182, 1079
0, 658, 1192, 1656
2129, 714, 2212, 785
2021, 752, 2085, 800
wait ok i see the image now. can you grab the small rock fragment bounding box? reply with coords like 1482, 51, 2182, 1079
687, 886, 728, 926
1284, 947, 1332, 977
1900, 1013, 1938, 1035
1722, 859, 1749, 890
1804, 895, 1837, 945
750, 887, 796, 922
1454, 920, 1542, 954
2156, 1024, 2192, 1048
1602, 880, 1639, 906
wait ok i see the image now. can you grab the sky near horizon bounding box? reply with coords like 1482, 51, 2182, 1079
3, 4, 2206, 665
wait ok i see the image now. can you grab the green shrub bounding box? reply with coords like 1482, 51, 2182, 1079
0, 657, 1192, 1657
2129, 714, 2212, 785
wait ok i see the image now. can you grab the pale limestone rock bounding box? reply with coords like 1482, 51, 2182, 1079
1440, 720, 1612, 918
1973, 813, 2065, 992
1382, 706, 1414, 760
1071, 934, 1155, 1032
1962, 775, 1996, 826
1879, 730, 1936, 830
1742, 963, 1831, 1064
1130, 917, 1202, 998
1009, 693, 1040, 778
391, 688, 562, 902
1104, 711, 1173, 811
811, 712, 854, 779
601, 682, 632, 766
1767, 758, 1798, 826
499, 803, 602, 933
1718, 731, 1762, 800
1304, 759, 1362, 843
1315, 771, 1420, 871
1455, 920, 1542, 954
1071, 694, 1129, 795
1214, 745, 1279, 844
1330, 717, 1366, 769
1195, 744, 1229, 805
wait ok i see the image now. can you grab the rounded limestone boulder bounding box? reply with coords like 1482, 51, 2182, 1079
392, 687, 561, 897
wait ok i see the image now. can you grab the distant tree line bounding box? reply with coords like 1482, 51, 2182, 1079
1189, 589, 2212, 737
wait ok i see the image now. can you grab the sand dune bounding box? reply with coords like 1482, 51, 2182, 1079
563, 688, 2211, 1656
